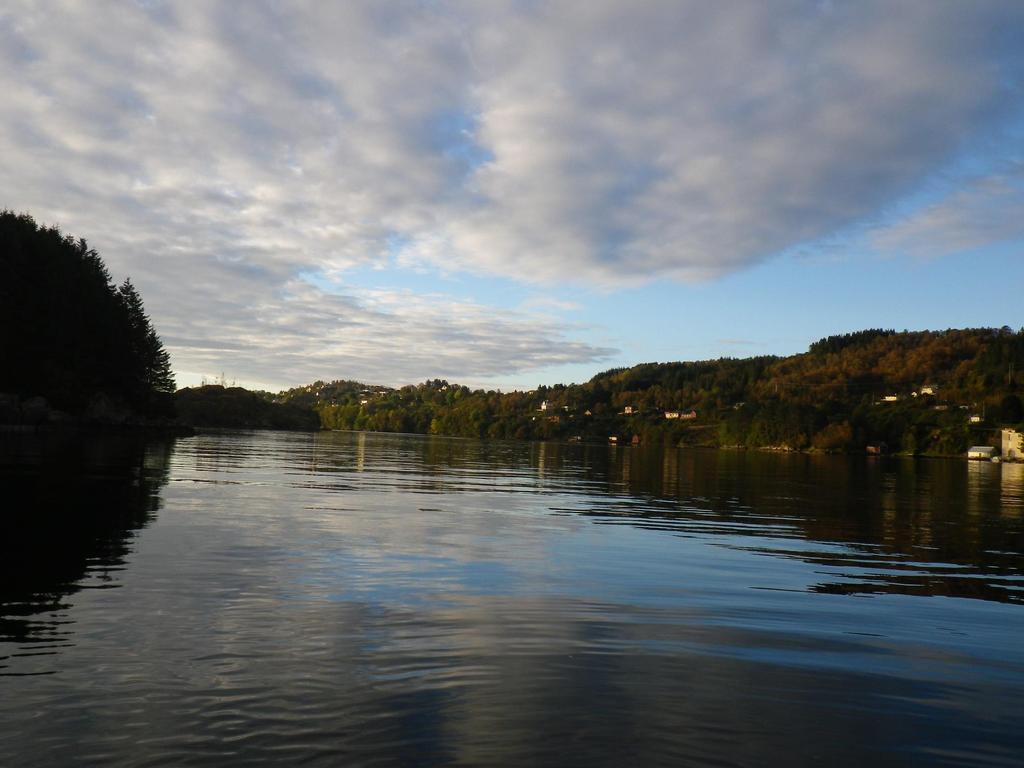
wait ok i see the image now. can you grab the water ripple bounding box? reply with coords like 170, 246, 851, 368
2, 431, 1024, 766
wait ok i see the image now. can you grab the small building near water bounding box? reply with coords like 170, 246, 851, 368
1002, 429, 1023, 461
967, 445, 997, 461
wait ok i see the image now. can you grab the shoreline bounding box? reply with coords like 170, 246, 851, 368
319, 427, 1016, 461
0, 422, 196, 438
7, 421, 1010, 463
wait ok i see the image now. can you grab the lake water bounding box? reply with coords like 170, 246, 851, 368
2, 430, 1023, 766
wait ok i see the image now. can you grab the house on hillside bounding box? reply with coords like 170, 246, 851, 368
680, 410, 698, 420
967, 446, 997, 461
920, 384, 938, 396
1002, 429, 1023, 461
623, 406, 636, 415
664, 411, 681, 419
969, 414, 983, 424
539, 400, 549, 412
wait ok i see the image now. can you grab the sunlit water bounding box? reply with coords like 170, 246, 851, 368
2, 430, 1023, 766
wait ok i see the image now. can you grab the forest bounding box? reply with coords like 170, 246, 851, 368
0, 211, 175, 425
4, 209, 1021, 451
174, 386, 319, 431
277, 327, 1024, 454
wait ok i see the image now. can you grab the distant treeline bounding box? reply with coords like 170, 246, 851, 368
6, 209, 1021, 448
279, 328, 1024, 453
174, 386, 319, 431
0, 211, 175, 424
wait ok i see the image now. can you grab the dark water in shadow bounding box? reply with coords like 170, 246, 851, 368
1, 430, 1022, 766
0, 432, 172, 659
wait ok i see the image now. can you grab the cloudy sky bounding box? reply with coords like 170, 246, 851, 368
2, 1, 1023, 391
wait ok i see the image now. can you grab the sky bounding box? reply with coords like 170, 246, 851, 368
2, 1, 1023, 392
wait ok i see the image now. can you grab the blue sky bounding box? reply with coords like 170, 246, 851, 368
2, 1, 1023, 391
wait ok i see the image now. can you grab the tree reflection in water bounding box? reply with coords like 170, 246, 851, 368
0, 432, 174, 660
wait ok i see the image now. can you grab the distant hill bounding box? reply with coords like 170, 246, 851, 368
282, 328, 1024, 453
175, 386, 320, 431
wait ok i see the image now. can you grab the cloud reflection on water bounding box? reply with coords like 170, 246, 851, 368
2, 431, 1023, 766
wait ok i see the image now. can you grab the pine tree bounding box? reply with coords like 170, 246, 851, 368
117, 279, 175, 409
0, 211, 177, 420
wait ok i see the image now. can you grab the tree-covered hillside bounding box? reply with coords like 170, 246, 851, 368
175, 386, 320, 431
0, 211, 175, 423
283, 328, 1024, 454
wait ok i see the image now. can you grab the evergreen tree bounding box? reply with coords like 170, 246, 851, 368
117, 279, 175, 400
0, 210, 175, 420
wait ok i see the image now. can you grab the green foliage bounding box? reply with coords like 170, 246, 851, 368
811, 421, 854, 451
174, 386, 319, 430
808, 329, 896, 355
0, 211, 175, 419
283, 328, 1024, 454
999, 394, 1023, 424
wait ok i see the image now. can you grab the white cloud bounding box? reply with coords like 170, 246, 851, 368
871, 166, 1024, 259
158, 273, 615, 390
1, 1, 1022, 385
519, 296, 582, 313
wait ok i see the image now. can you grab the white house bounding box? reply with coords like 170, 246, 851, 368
967, 446, 997, 460
664, 411, 681, 419
539, 400, 549, 412
969, 414, 983, 424
1002, 429, 1023, 461
920, 384, 938, 396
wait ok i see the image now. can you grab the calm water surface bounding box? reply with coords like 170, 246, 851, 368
2, 430, 1023, 766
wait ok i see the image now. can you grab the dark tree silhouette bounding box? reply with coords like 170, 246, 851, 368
0, 210, 175, 420
117, 279, 176, 413
1000, 394, 1023, 424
